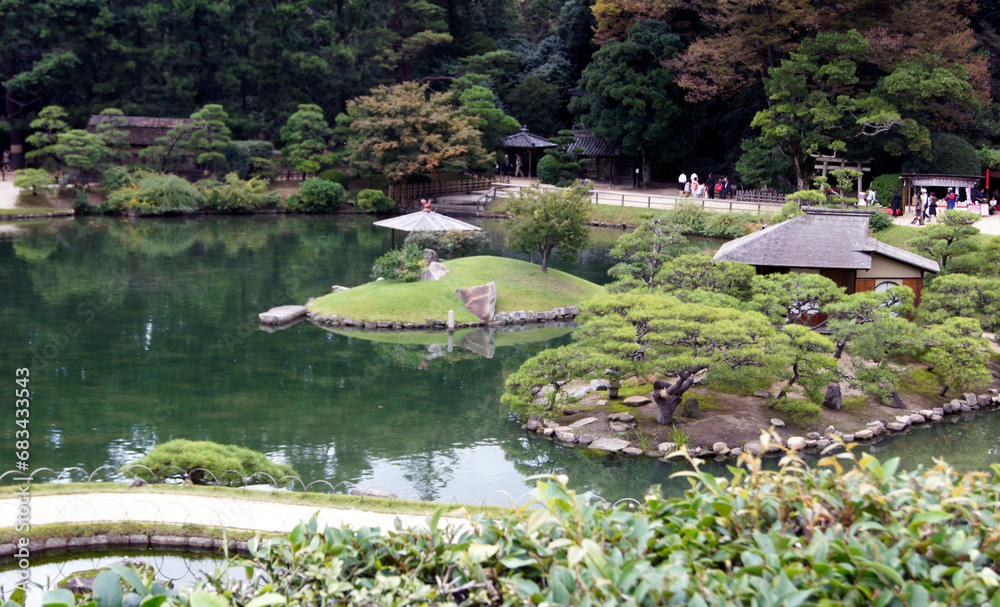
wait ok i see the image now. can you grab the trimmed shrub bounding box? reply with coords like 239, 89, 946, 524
403, 229, 488, 258
370, 244, 426, 281
13, 168, 56, 196
319, 168, 348, 186
354, 188, 396, 213
124, 439, 298, 485
771, 200, 805, 224
869, 210, 894, 231
287, 177, 346, 212
535, 154, 562, 185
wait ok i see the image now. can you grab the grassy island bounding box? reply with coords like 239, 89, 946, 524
307, 255, 605, 324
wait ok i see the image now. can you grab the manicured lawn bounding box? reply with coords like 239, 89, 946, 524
875, 224, 993, 252
308, 255, 606, 324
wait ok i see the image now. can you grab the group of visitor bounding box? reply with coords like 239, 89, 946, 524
678, 172, 733, 199
903, 187, 999, 224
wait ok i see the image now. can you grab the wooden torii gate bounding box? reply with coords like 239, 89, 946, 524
811, 155, 873, 194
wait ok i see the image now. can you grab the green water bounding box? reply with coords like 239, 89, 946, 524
1, 215, 996, 505
0, 215, 703, 504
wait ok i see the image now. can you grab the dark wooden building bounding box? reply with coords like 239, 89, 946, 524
569, 129, 637, 186
714, 208, 939, 307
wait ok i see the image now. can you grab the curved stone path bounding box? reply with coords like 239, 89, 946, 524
0, 492, 471, 535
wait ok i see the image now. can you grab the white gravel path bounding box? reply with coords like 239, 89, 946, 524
0, 180, 19, 209
0, 492, 472, 535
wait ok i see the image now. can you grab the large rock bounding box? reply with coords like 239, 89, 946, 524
787, 437, 806, 451
822, 384, 842, 410
623, 396, 651, 407
588, 438, 630, 452
423, 248, 439, 262
570, 417, 598, 428
682, 397, 702, 418
259, 305, 308, 325
455, 281, 496, 321
421, 261, 450, 281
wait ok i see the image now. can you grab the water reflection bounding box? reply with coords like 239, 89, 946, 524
1, 215, 995, 505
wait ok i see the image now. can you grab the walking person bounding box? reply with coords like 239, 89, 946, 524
706, 173, 716, 199
2, 149, 9, 173
514, 154, 524, 177
890, 189, 902, 217
945, 188, 957, 210
928, 195, 938, 222
911, 189, 925, 225
677, 173, 687, 196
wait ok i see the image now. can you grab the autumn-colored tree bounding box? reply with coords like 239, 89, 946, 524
337, 82, 490, 181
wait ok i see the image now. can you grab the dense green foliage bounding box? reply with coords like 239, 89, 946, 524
287, 177, 346, 212
47, 453, 1000, 606
99, 173, 205, 215
13, 168, 55, 195
506, 182, 590, 272
5, 0, 999, 189
403, 230, 488, 258
353, 188, 397, 213
225, 141, 275, 180
198, 174, 281, 211
124, 439, 298, 485
370, 245, 427, 282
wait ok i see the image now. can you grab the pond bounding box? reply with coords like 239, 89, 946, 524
0, 550, 237, 607
0, 215, 995, 505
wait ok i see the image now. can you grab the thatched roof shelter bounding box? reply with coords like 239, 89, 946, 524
715, 208, 938, 305
86, 115, 192, 146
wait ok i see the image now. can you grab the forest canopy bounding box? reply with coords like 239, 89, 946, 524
3, 0, 999, 188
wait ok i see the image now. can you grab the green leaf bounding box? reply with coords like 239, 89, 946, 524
108, 565, 147, 595
467, 543, 499, 564
93, 570, 123, 607
138, 597, 166, 607
856, 559, 905, 586
189, 592, 229, 607
500, 555, 537, 569
41, 590, 77, 607
245, 593, 287, 607
910, 511, 954, 525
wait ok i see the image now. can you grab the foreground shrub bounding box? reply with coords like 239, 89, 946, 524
198, 173, 280, 211
124, 439, 297, 485
77, 451, 1000, 607
354, 188, 396, 213
371, 244, 426, 281
287, 177, 345, 212
404, 229, 488, 258
100, 173, 204, 215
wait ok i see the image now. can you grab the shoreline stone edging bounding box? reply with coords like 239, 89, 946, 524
306, 305, 579, 331
1, 209, 75, 221
0, 534, 252, 559
522, 389, 1000, 461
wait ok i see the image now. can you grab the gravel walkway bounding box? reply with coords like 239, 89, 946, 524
0, 492, 471, 535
